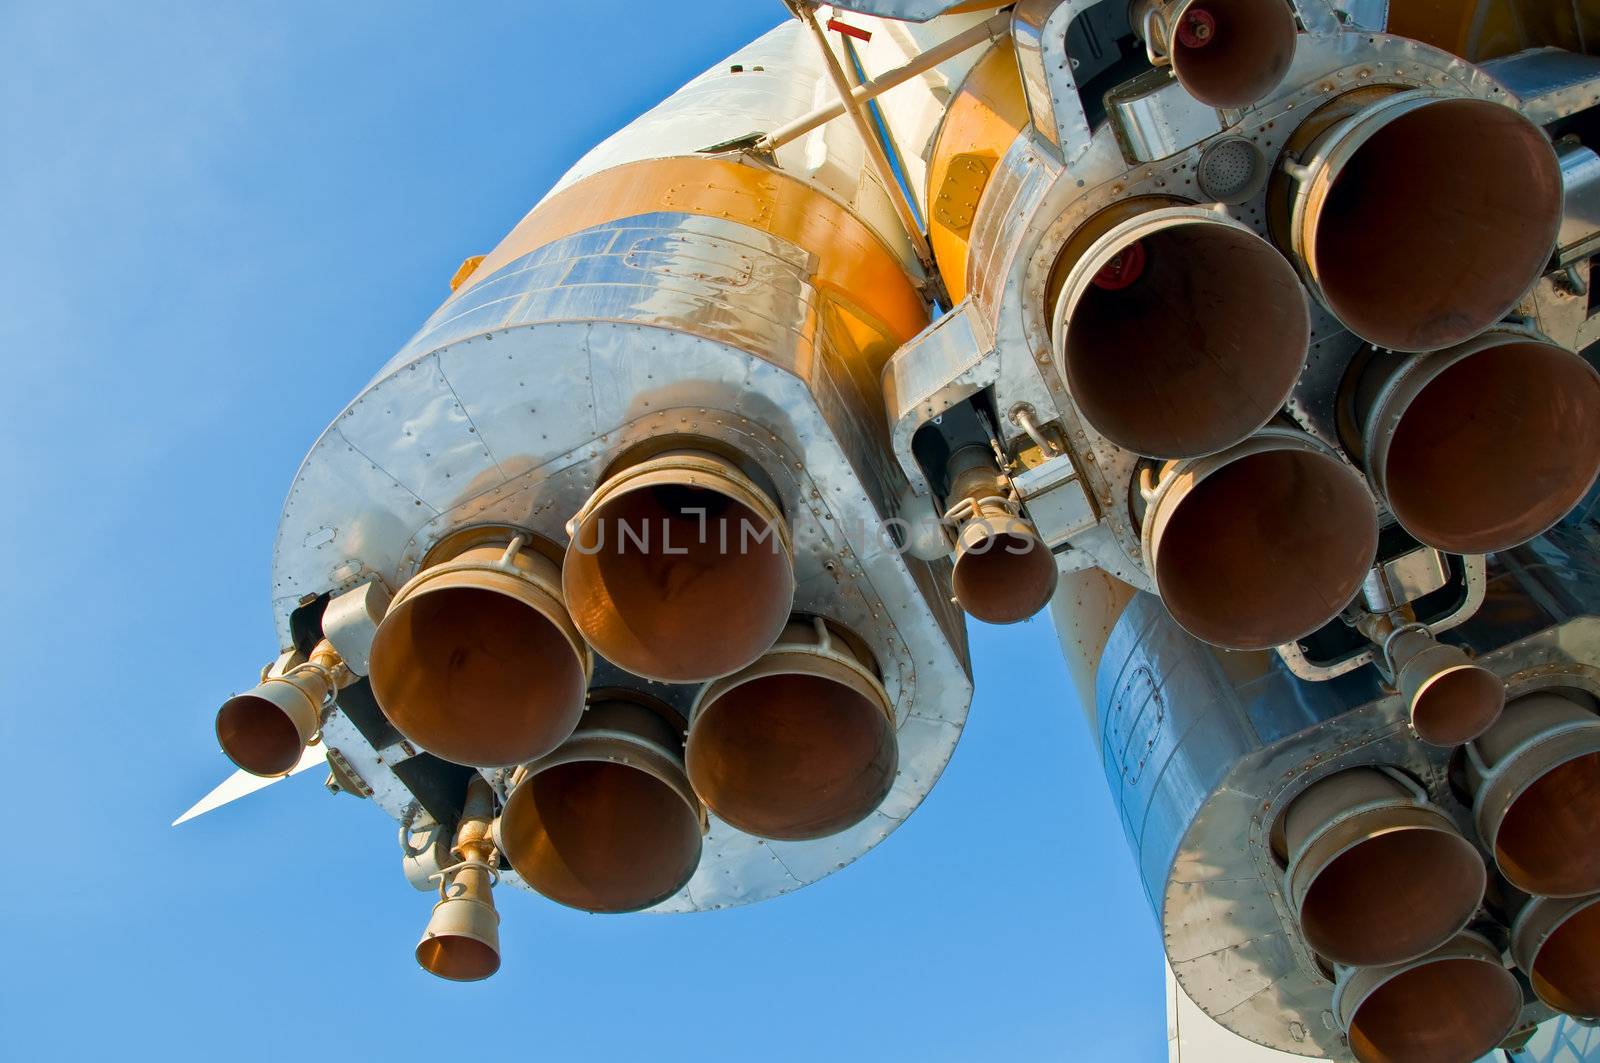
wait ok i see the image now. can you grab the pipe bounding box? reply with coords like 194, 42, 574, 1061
1050, 201, 1310, 459
944, 444, 1058, 625
1131, 0, 1297, 110
757, 10, 1012, 153
498, 693, 705, 913
1282, 768, 1486, 967
562, 448, 795, 684
686, 617, 897, 841
1468, 691, 1600, 898
1274, 87, 1563, 352
1353, 334, 1600, 554
1512, 892, 1600, 1020
415, 776, 501, 982
368, 534, 591, 768
1333, 932, 1522, 1063
215, 640, 351, 778
1142, 427, 1378, 651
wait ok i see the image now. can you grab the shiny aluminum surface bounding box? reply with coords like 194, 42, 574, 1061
274, 207, 971, 910
1081, 533, 1600, 1055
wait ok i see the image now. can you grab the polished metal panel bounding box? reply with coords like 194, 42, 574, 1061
1012, 453, 1096, 549
1556, 140, 1600, 265
1361, 547, 1449, 614
272, 212, 971, 909
1484, 47, 1600, 125
1080, 531, 1600, 1054
318, 581, 392, 677
1329, 0, 1387, 30
1011, 0, 1098, 160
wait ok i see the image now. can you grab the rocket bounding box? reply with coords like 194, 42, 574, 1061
189, 2, 1600, 1059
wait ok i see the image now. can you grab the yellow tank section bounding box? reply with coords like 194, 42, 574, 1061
1388, 0, 1599, 61
925, 41, 1029, 303
444, 156, 928, 381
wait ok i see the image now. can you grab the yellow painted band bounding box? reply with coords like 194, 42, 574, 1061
448, 156, 929, 348
925, 40, 1029, 303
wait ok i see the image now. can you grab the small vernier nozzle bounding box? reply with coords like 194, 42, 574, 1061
416, 775, 502, 982
944, 444, 1057, 626
1353, 611, 1505, 747
1132, 0, 1297, 110
215, 640, 353, 778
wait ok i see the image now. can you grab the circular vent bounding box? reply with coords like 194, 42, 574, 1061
1198, 136, 1268, 204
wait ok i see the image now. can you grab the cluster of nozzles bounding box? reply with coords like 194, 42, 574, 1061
1044, 17, 1600, 1057
214, 448, 901, 978
1274, 688, 1600, 1062
1049, 8, 1600, 658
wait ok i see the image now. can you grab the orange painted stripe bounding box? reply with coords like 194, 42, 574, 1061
449, 156, 929, 348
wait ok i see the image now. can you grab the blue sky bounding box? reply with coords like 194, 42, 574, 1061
0, 4, 1164, 1059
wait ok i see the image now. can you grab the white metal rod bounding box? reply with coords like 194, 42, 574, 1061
791, 2, 942, 290
758, 10, 1011, 153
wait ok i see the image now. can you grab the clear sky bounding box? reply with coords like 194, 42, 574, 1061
0, 4, 1165, 1059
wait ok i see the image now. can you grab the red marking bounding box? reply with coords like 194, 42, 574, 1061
1177, 7, 1217, 49
826, 18, 873, 42
1093, 242, 1147, 290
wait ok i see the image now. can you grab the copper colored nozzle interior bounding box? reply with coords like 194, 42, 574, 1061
1064, 222, 1308, 458
1312, 98, 1563, 352
1529, 899, 1600, 1019
216, 691, 307, 777
1411, 665, 1506, 748
500, 760, 702, 913
688, 671, 898, 841
370, 584, 586, 767
1382, 340, 1600, 553
952, 528, 1059, 625
1154, 447, 1377, 649
415, 925, 500, 982
565, 478, 793, 683
1347, 957, 1522, 1063
1495, 750, 1600, 897
1300, 825, 1486, 967
1169, 0, 1296, 109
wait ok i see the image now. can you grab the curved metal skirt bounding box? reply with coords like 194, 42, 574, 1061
271, 211, 973, 912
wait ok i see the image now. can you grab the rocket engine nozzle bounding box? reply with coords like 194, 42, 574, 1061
686, 617, 897, 841
946, 446, 1058, 625
215, 641, 348, 777
1356, 335, 1600, 554
1382, 626, 1505, 747
416, 777, 501, 981
1137, 0, 1297, 109
1334, 932, 1522, 1063
368, 536, 590, 768
1053, 204, 1309, 460
1279, 89, 1562, 352
563, 448, 795, 684
1143, 428, 1377, 650
498, 693, 704, 913
1513, 892, 1600, 1020
1283, 768, 1486, 968
1469, 691, 1600, 898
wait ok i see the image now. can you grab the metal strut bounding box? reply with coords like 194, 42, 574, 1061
786, 1, 947, 301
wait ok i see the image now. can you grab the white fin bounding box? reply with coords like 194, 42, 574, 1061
172, 744, 328, 826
